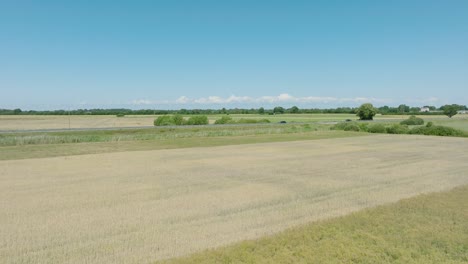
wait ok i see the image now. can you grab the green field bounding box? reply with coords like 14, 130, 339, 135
162, 185, 468, 264
0, 124, 364, 160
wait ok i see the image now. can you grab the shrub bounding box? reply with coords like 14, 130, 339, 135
358, 123, 369, 132
343, 123, 360, 131
236, 118, 259, 124
356, 103, 377, 120
214, 116, 234, 124
154, 115, 176, 126
154, 115, 186, 126
154, 115, 175, 126
215, 117, 271, 125
257, 119, 271, 123
367, 124, 386, 133
386, 124, 409, 134
331, 122, 360, 131
116, 113, 125, 117
332, 122, 349, 130
172, 114, 185, 125
186, 115, 209, 125
400, 116, 424, 125
409, 125, 465, 137
426, 122, 433, 127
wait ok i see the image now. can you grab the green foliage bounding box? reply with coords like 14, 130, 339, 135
367, 123, 386, 133
400, 115, 424, 125
155, 115, 209, 126
426, 122, 433, 127
236, 118, 259, 124
236, 118, 271, 124
163, 186, 468, 264
410, 125, 466, 137
332, 120, 466, 138
116, 113, 125, 117
333, 122, 374, 132
185, 115, 209, 125
273, 106, 285, 114
214, 116, 271, 125
330, 122, 359, 131
397, 104, 410, 113
289, 106, 299, 113
154, 115, 176, 126
331, 122, 361, 132
357, 123, 369, 132
356, 103, 377, 120
172, 114, 185, 125
257, 119, 271, 123
214, 116, 234, 124
386, 124, 409, 134
442, 104, 461, 118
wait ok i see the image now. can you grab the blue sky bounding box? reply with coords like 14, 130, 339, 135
1, 0, 467, 110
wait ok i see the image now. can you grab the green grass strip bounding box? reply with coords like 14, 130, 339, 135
0, 130, 363, 160
161, 185, 468, 264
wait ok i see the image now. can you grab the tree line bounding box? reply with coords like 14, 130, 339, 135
0, 104, 466, 116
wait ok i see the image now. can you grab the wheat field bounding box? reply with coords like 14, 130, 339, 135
1, 134, 468, 263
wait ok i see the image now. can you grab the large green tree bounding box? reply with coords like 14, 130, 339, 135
273, 106, 285, 114
442, 104, 461, 118
289, 106, 299, 113
356, 103, 377, 120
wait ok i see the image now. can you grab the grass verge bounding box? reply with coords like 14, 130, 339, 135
0, 130, 363, 160
0, 124, 328, 146
161, 185, 468, 264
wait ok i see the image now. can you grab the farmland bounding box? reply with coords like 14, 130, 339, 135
4, 1, 468, 263
1, 133, 468, 263
1, 113, 467, 132
165, 185, 468, 263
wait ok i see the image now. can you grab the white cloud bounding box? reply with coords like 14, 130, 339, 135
130, 93, 392, 106
131, 99, 153, 105
175, 96, 190, 104
171, 94, 390, 105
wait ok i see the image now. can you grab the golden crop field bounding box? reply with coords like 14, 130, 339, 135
0, 115, 157, 131
1, 134, 468, 263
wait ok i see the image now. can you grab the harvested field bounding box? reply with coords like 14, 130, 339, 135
0, 115, 157, 131
1, 135, 468, 263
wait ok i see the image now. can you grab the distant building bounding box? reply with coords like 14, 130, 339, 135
457, 110, 468, 114
420, 107, 430, 112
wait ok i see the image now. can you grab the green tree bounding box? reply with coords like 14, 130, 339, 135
258, 107, 265, 114
273, 106, 285, 114
398, 104, 409, 114
289, 106, 299, 113
356, 103, 377, 120
443, 104, 460, 118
